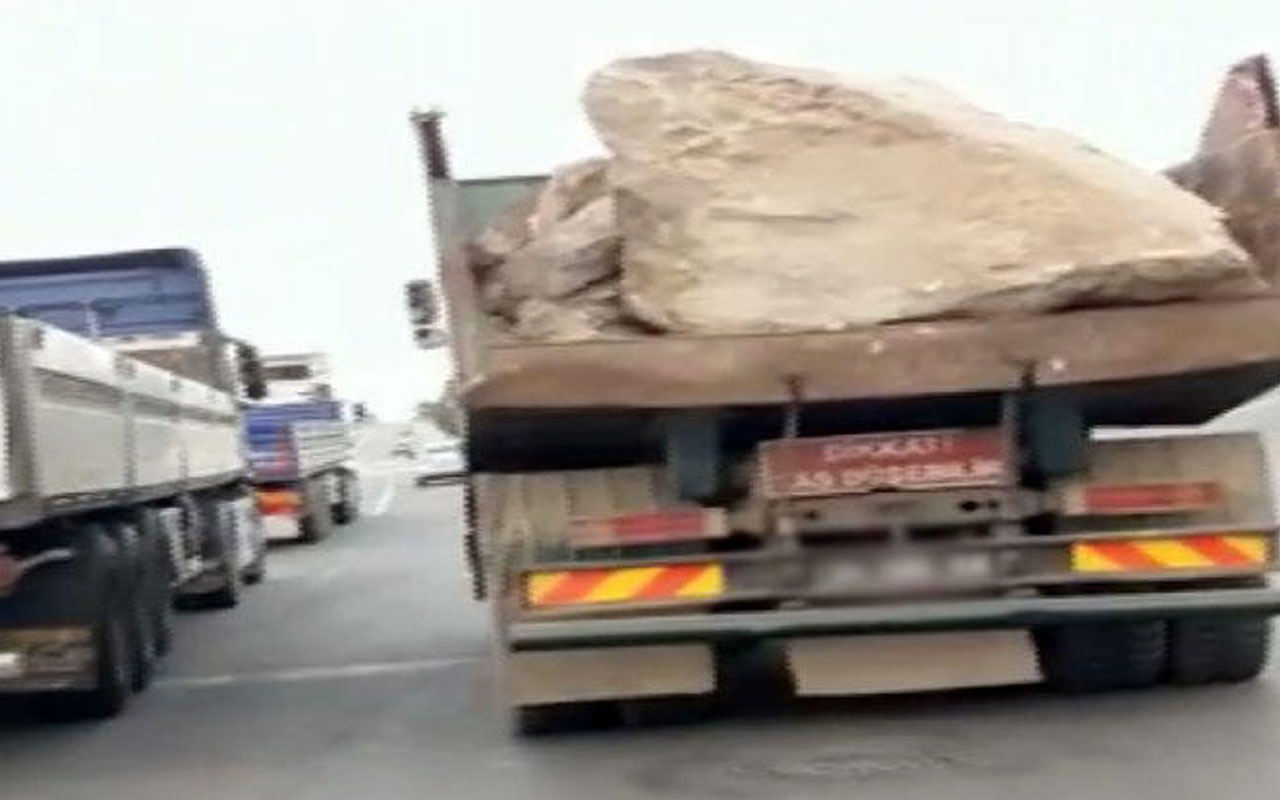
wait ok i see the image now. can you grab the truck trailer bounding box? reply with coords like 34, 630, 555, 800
0, 248, 266, 718
244, 399, 358, 543
0, 314, 261, 717
410, 57, 1280, 733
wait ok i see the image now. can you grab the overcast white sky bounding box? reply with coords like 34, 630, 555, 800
0, 0, 1275, 417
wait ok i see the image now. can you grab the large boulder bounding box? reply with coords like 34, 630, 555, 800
470, 158, 610, 269
584, 51, 1263, 334
492, 194, 619, 309
471, 158, 622, 332
1169, 130, 1280, 285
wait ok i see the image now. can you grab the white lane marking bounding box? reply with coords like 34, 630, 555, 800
370, 478, 396, 517
156, 657, 477, 690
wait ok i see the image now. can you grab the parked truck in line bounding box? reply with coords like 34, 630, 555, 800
245, 399, 358, 543
260, 352, 333, 402
408, 55, 1280, 733
0, 248, 265, 718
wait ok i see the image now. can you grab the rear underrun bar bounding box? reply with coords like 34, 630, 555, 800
507, 586, 1280, 651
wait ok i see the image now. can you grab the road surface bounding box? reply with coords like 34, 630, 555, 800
3, 438, 1280, 798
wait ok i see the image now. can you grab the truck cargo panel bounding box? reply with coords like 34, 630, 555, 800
464, 296, 1280, 424
0, 316, 244, 530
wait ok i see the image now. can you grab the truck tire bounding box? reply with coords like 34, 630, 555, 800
108, 521, 157, 692
65, 529, 132, 719
243, 543, 266, 585
242, 498, 267, 585
1036, 621, 1166, 692
1168, 615, 1270, 685
514, 701, 619, 736
190, 498, 242, 610
135, 508, 175, 656
463, 481, 486, 600
619, 696, 714, 728
299, 480, 334, 544
333, 470, 360, 525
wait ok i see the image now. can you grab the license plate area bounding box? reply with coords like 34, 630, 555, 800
814, 549, 996, 594
759, 428, 1011, 500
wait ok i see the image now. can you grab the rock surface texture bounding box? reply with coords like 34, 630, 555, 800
1169, 131, 1280, 286
581, 51, 1261, 334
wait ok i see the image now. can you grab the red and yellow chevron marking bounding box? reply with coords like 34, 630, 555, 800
524, 563, 724, 608
1072, 534, 1269, 573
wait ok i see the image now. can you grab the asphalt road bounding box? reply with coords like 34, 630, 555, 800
4, 445, 1280, 798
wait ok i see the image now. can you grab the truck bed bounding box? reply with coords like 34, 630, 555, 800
416, 114, 1280, 426
463, 296, 1280, 422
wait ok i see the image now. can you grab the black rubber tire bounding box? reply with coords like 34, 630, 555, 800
192, 499, 242, 610
243, 553, 266, 585
242, 501, 267, 585
109, 522, 156, 692
513, 701, 619, 736
332, 471, 360, 525
299, 481, 334, 544
463, 481, 486, 601
619, 696, 713, 728
1036, 621, 1167, 693
66, 529, 132, 719
1168, 615, 1271, 685
135, 508, 175, 656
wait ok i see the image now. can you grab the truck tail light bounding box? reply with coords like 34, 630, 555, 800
1061, 481, 1223, 515
256, 489, 302, 516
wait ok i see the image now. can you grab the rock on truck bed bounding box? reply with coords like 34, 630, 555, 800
470, 50, 1265, 342
417, 52, 1280, 422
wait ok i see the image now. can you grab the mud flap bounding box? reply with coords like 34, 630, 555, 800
505, 644, 714, 706
786, 630, 1040, 696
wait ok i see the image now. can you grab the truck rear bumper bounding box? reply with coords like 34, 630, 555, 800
508, 587, 1280, 651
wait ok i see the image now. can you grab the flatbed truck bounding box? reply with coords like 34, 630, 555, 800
245, 399, 358, 543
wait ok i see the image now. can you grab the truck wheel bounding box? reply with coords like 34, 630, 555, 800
109, 521, 157, 692
66, 530, 132, 719
192, 499, 242, 610
1168, 615, 1270, 685
463, 482, 486, 600
619, 696, 713, 728
300, 482, 334, 544
136, 508, 175, 656
242, 501, 267, 585
514, 701, 619, 736
333, 470, 360, 525
243, 546, 266, 585
1036, 621, 1166, 692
